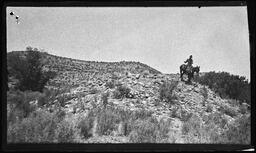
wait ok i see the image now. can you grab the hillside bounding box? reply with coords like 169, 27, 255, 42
8, 51, 161, 87
7, 51, 251, 144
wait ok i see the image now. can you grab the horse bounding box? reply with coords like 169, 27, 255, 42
180, 64, 200, 83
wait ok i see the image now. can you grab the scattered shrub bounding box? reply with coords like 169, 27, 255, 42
77, 111, 95, 139
201, 86, 208, 106
180, 110, 193, 122
182, 115, 202, 135
204, 112, 228, 128
239, 104, 248, 114
170, 106, 179, 118
221, 115, 250, 144
182, 115, 221, 143
105, 80, 115, 89
96, 108, 120, 136
128, 116, 173, 143
159, 81, 178, 104
113, 85, 131, 99
129, 119, 158, 143
111, 73, 119, 80
7, 90, 41, 123
89, 88, 99, 94
130, 108, 154, 121
37, 87, 73, 107
101, 92, 109, 108
156, 118, 173, 142
218, 105, 237, 117
7, 109, 78, 143
54, 118, 81, 143
205, 104, 213, 112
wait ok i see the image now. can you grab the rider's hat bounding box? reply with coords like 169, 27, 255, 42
190, 55, 192, 58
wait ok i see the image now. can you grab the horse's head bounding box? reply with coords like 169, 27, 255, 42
193, 66, 200, 74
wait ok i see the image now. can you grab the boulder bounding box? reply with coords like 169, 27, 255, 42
135, 74, 140, 79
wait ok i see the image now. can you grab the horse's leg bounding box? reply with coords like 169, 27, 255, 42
187, 74, 191, 84
180, 69, 183, 81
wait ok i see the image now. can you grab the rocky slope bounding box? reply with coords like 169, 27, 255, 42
7, 51, 251, 143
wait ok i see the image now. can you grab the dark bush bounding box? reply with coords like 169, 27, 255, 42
218, 105, 237, 118
105, 80, 115, 89
77, 111, 95, 138
38, 87, 72, 107
195, 71, 250, 104
101, 92, 109, 108
7, 48, 56, 92
159, 81, 178, 104
205, 104, 213, 112
7, 90, 41, 123
113, 85, 131, 99
89, 88, 99, 94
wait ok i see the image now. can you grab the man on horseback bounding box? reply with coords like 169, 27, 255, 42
184, 55, 193, 72
180, 55, 199, 83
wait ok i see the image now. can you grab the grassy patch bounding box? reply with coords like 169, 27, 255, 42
159, 81, 178, 104
221, 115, 250, 144
7, 109, 81, 143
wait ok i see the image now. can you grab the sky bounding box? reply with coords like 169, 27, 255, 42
6, 7, 250, 81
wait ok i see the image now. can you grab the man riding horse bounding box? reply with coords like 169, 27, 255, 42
184, 55, 193, 73
180, 55, 200, 83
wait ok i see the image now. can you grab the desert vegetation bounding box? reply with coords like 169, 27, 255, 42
7, 49, 251, 144
195, 71, 250, 104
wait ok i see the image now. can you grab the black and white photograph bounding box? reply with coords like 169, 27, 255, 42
5, 2, 252, 148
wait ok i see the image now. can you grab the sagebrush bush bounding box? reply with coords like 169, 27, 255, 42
130, 108, 154, 121
201, 86, 208, 106
156, 118, 173, 142
96, 108, 121, 136
182, 115, 202, 135
7, 90, 41, 123
205, 104, 213, 112
180, 109, 193, 122
203, 112, 228, 130
205, 112, 222, 125
77, 111, 95, 139
54, 118, 82, 143
218, 105, 237, 117
170, 106, 179, 118
113, 85, 131, 99
182, 115, 222, 143
7, 109, 78, 143
105, 80, 115, 89
128, 116, 173, 143
129, 119, 158, 143
38, 87, 72, 107
221, 115, 250, 144
89, 88, 99, 94
101, 92, 109, 108
239, 104, 248, 114
159, 81, 178, 104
